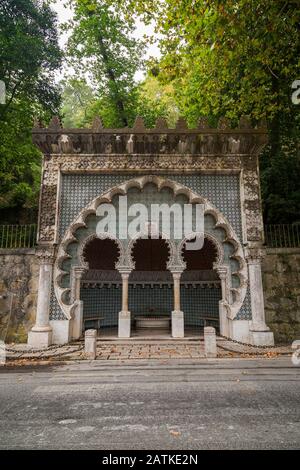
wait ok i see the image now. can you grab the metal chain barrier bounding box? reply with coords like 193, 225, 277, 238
217, 335, 292, 355
5, 340, 83, 354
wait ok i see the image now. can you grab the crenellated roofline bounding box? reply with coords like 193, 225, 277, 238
32, 115, 268, 156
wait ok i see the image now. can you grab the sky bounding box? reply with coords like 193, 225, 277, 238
51, 0, 160, 83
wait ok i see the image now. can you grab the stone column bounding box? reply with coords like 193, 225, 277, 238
245, 246, 274, 346
28, 248, 54, 348
171, 271, 184, 338
118, 270, 131, 338
71, 266, 87, 340
215, 265, 230, 337
71, 266, 87, 302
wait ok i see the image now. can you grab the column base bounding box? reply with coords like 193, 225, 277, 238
118, 311, 131, 338
27, 327, 52, 349
219, 301, 229, 337
50, 320, 71, 345
171, 310, 184, 338
249, 330, 274, 346
71, 301, 83, 340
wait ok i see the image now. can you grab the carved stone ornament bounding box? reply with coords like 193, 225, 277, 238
245, 245, 266, 265
35, 246, 56, 265
53, 175, 248, 321
32, 116, 268, 156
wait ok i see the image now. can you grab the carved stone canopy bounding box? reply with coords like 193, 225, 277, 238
32, 115, 268, 156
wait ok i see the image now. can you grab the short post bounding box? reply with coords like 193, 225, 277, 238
84, 329, 97, 360
171, 270, 184, 338
204, 326, 217, 358
118, 269, 132, 338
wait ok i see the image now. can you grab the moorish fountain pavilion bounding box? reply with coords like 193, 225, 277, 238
27, 116, 274, 347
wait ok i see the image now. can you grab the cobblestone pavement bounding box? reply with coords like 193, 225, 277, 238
2, 338, 293, 363
95, 342, 206, 360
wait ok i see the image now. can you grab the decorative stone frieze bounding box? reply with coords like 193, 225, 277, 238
32, 116, 267, 156
37, 151, 261, 245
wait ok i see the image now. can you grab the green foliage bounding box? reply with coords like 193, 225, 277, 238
118, 0, 300, 223
0, 0, 62, 118
126, 1, 300, 124
61, 78, 96, 127
135, 75, 179, 127
61, 73, 179, 128
65, 0, 145, 127
0, 104, 41, 213
0, 0, 62, 222
261, 132, 300, 224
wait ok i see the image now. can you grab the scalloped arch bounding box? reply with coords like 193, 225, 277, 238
77, 232, 124, 269
53, 175, 248, 320
126, 231, 178, 271
179, 232, 224, 267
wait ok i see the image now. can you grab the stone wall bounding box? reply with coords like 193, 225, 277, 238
0, 247, 299, 344
0, 249, 38, 343
262, 248, 300, 343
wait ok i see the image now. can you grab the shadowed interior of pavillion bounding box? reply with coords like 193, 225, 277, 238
80, 236, 221, 337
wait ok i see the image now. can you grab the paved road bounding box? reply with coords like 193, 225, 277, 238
0, 358, 299, 449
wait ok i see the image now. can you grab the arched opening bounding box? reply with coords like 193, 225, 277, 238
80, 237, 122, 333
181, 237, 222, 333
129, 237, 173, 333
83, 238, 119, 270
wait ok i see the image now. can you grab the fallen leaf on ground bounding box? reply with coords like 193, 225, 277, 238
264, 351, 278, 358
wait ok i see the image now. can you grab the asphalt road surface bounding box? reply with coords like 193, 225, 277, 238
0, 357, 299, 449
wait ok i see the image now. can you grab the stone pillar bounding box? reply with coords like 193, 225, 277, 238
84, 329, 97, 359
118, 270, 131, 338
71, 266, 87, 340
216, 265, 230, 337
72, 266, 86, 302
171, 271, 184, 338
245, 246, 274, 346
204, 326, 217, 358
28, 248, 54, 348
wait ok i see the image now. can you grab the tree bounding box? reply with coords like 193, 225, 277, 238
118, 0, 300, 223
61, 72, 179, 128
0, 0, 62, 119
65, 0, 144, 127
61, 78, 96, 127
0, 0, 62, 222
0, 103, 41, 221
135, 74, 179, 127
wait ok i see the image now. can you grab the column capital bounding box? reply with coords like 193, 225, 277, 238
73, 266, 87, 278
214, 264, 228, 279
116, 264, 132, 277
171, 271, 183, 281
245, 245, 266, 264
169, 264, 185, 275
120, 272, 130, 281
36, 246, 56, 265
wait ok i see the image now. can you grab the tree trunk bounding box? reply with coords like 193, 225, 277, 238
97, 35, 128, 127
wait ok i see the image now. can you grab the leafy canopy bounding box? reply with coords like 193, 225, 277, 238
0, 0, 62, 220
0, 0, 62, 118
65, 0, 144, 126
